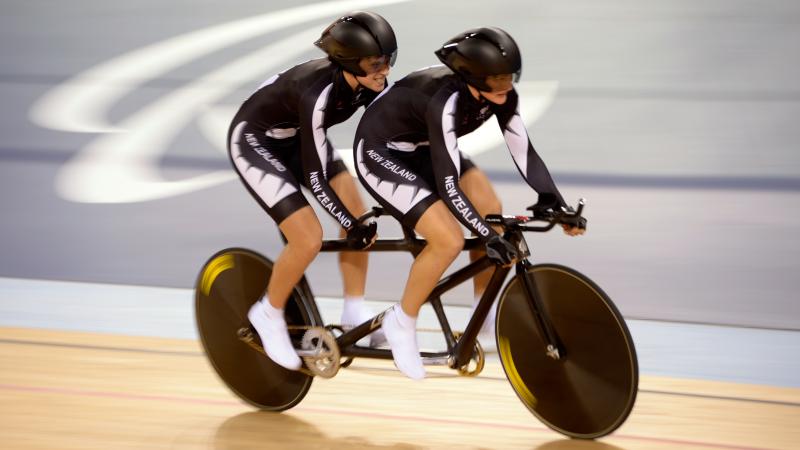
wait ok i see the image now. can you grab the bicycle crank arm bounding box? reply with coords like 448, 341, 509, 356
296, 348, 321, 357
296, 347, 335, 358
421, 355, 450, 366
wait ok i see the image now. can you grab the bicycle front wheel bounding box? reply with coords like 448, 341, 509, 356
496, 263, 638, 439
195, 248, 322, 411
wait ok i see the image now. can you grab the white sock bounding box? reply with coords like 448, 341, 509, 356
262, 296, 284, 320
341, 296, 386, 346
248, 296, 302, 370
382, 304, 424, 380
341, 296, 367, 325
394, 305, 417, 330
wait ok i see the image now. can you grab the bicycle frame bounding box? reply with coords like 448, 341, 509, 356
312, 211, 560, 370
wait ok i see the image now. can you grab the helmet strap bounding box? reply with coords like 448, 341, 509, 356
353, 79, 367, 97
342, 69, 363, 92
354, 75, 367, 90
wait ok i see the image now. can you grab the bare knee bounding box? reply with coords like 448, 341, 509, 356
281, 212, 323, 259
415, 202, 467, 261
291, 227, 322, 257
296, 237, 323, 260
427, 226, 464, 261
444, 232, 465, 259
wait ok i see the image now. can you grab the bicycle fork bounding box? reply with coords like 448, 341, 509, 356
517, 259, 565, 360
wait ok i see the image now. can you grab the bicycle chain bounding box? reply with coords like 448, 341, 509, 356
242, 325, 482, 377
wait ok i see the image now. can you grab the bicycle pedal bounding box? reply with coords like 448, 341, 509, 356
237, 327, 267, 356
237, 326, 256, 341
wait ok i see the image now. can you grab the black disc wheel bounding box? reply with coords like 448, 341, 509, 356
195, 248, 322, 410
496, 264, 638, 439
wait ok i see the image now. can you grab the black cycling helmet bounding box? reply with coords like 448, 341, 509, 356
435, 27, 521, 92
315, 11, 398, 77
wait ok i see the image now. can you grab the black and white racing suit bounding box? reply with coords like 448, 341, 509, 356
354, 65, 566, 240
228, 58, 379, 229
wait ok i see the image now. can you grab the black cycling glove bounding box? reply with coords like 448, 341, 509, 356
346, 221, 377, 250
485, 235, 518, 266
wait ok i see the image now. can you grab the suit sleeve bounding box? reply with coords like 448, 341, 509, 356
494, 90, 567, 208
426, 88, 499, 241
298, 81, 358, 230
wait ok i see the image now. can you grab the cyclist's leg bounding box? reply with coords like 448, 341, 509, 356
328, 168, 386, 344
230, 122, 321, 309
248, 207, 321, 370
385, 201, 462, 379
459, 163, 503, 299
400, 201, 464, 317
459, 164, 503, 339
328, 166, 368, 299
269, 207, 324, 307
354, 139, 464, 378
354, 138, 464, 316
229, 121, 320, 369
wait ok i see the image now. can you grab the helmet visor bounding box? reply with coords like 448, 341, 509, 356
360, 52, 396, 74
484, 73, 516, 93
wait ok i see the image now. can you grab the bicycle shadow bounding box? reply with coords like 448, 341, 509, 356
534, 439, 627, 450
213, 411, 424, 450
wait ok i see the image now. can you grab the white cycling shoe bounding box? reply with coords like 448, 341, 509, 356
341, 301, 387, 347
381, 305, 425, 380
248, 299, 302, 370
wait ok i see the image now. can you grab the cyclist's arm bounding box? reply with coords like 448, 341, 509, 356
495, 90, 567, 208
426, 89, 499, 241
299, 82, 358, 230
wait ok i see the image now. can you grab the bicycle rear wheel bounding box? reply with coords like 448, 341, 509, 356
496, 263, 638, 439
195, 248, 322, 410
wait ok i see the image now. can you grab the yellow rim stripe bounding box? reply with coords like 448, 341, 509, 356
499, 335, 537, 408
200, 254, 235, 296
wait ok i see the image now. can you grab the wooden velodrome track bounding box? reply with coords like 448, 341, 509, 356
0, 327, 797, 449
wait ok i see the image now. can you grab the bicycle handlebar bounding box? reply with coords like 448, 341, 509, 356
356, 200, 586, 234
324, 200, 584, 254
484, 198, 587, 232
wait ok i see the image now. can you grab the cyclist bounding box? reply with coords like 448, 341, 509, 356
354, 27, 584, 379
230, 11, 398, 370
